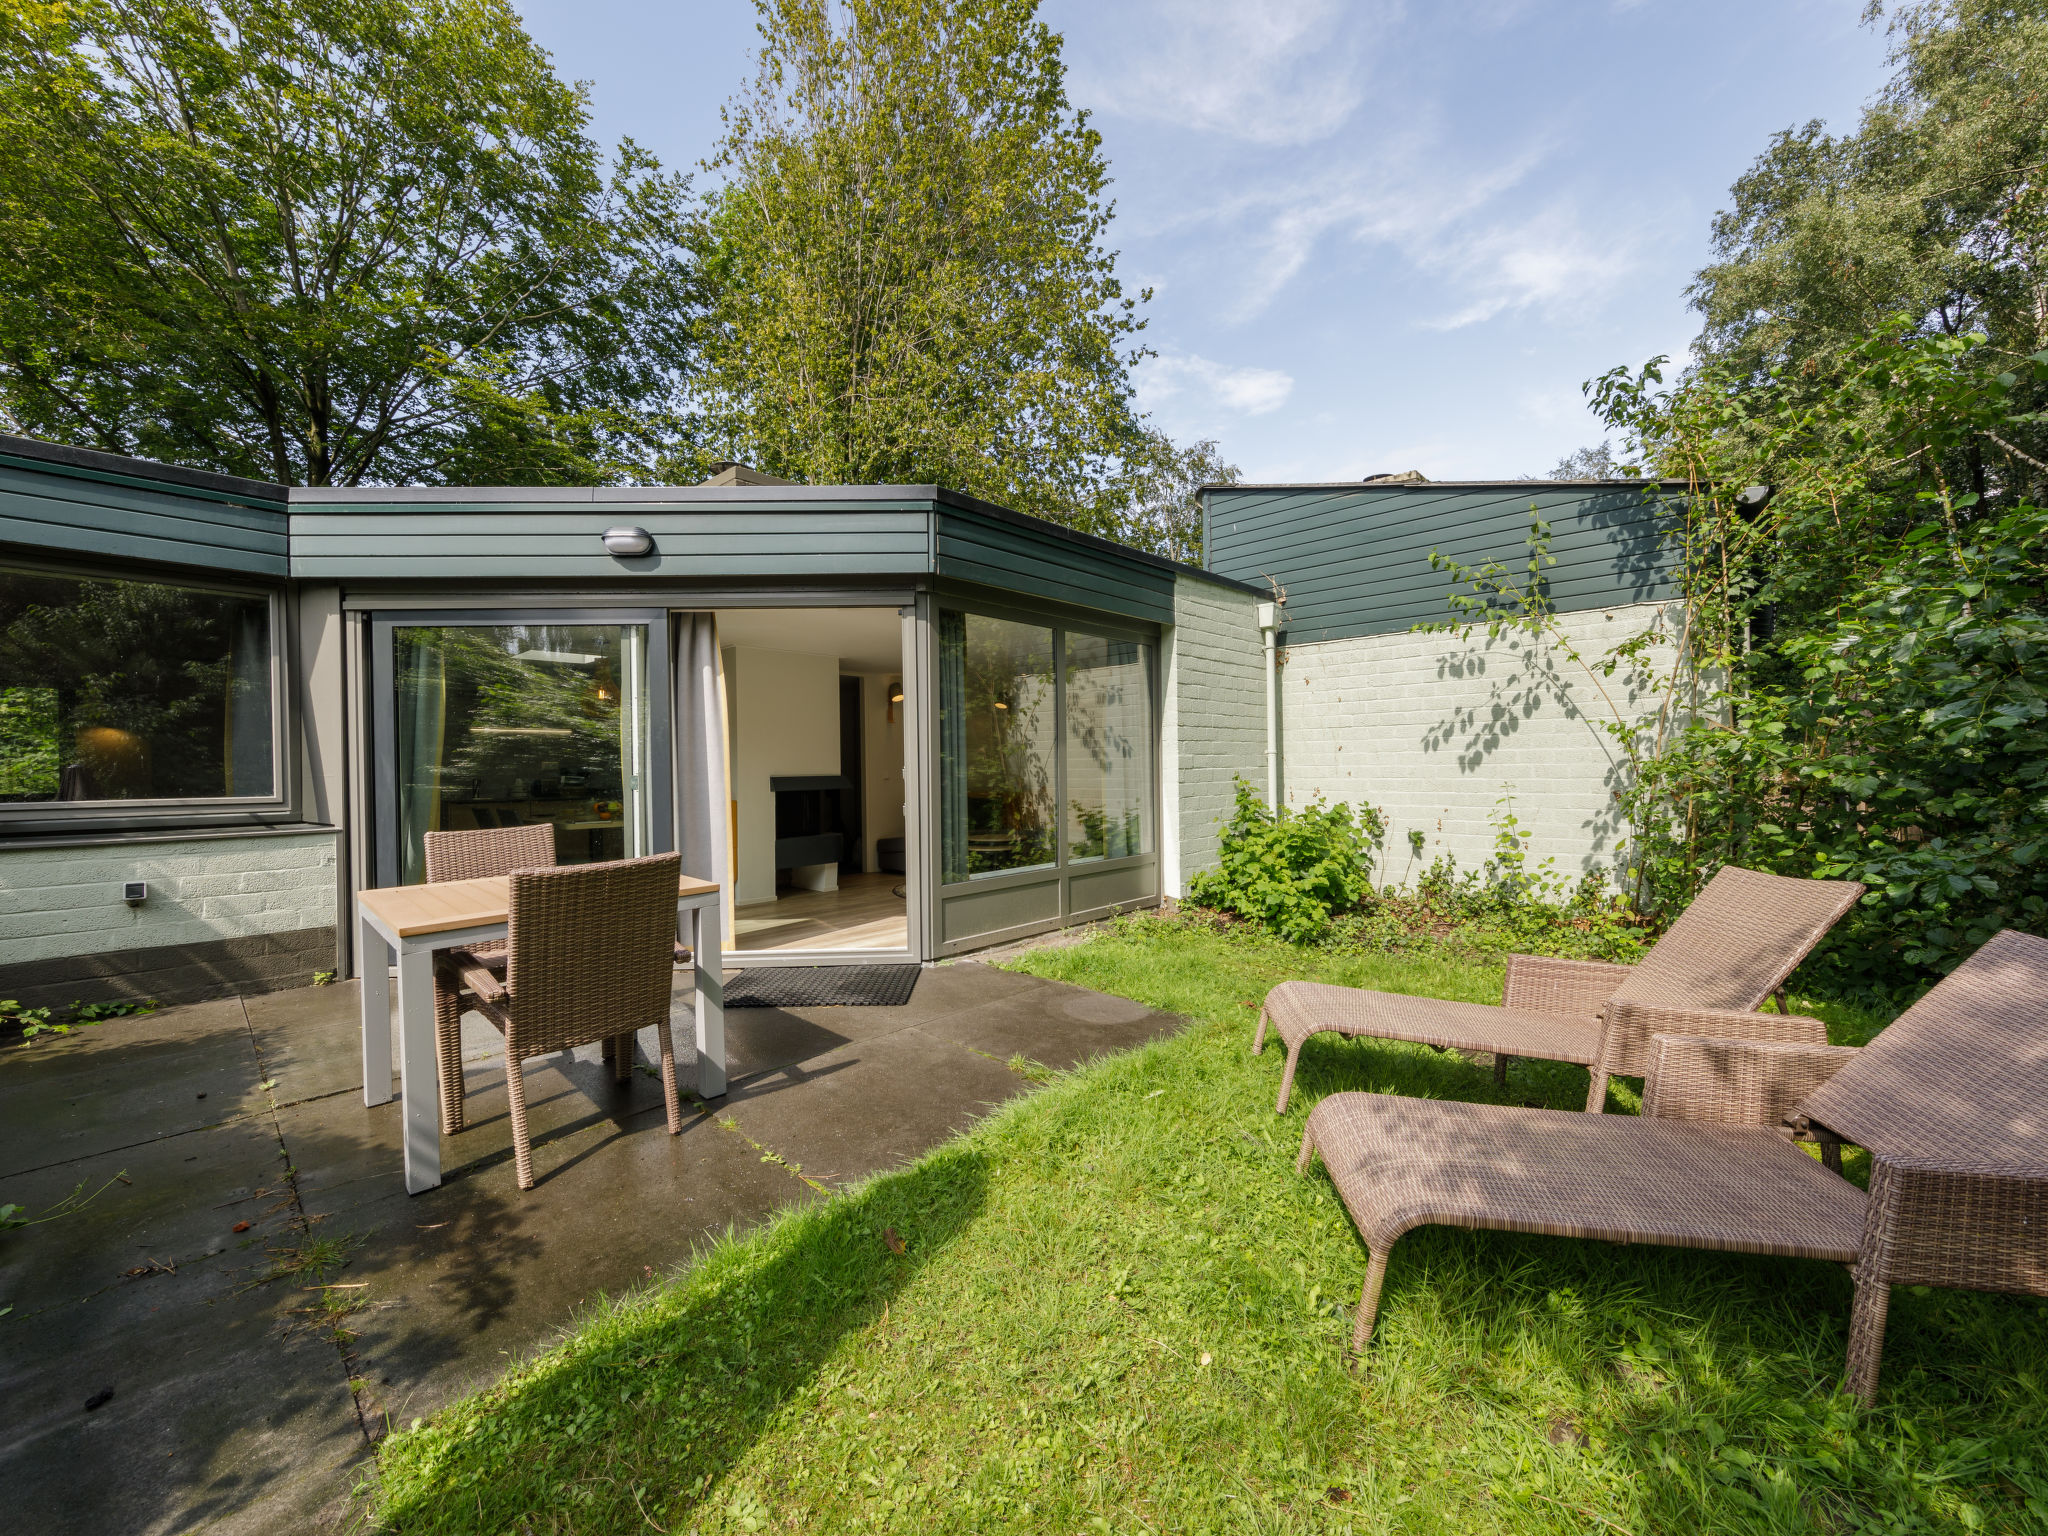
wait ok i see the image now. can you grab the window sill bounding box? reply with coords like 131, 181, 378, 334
0, 821, 338, 853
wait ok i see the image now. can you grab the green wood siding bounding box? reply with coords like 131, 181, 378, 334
1205, 482, 1678, 643
935, 510, 1175, 624
0, 452, 288, 576
289, 499, 932, 580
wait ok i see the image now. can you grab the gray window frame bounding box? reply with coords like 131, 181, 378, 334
369, 607, 674, 889
0, 554, 297, 837
930, 594, 1161, 955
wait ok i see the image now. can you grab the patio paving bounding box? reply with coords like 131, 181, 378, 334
0, 959, 1180, 1535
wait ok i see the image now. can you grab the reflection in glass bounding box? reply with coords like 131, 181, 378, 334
938, 612, 1056, 881
392, 624, 647, 884
0, 567, 273, 803
1064, 633, 1150, 860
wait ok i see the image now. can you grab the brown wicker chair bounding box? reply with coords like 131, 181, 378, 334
425, 824, 557, 1136
446, 852, 688, 1189
1255, 865, 1865, 1113
1297, 929, 2048, 1403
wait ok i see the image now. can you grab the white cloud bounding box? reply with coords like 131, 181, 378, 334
1138, 351, 1296, 419
1418, 208, 1643, 330
1066, 0, 1392, 148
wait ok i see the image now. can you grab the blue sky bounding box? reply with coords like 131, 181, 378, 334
515, 0, 1894, 482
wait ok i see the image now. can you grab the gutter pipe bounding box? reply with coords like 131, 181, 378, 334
1257, 601, 1280, 810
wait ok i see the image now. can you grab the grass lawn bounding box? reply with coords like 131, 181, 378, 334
375, 920, 2048, 1534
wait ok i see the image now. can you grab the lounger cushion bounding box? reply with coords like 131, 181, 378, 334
1305, 1092, 1866, 1262
1265, 982, 1604, 1066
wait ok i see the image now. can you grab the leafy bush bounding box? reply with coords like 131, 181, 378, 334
1629, 502, 2048, 988
1188, 791, 1651, 963
1186, 778, 1382, 942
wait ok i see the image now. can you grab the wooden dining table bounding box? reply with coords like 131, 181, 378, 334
356, 872, 725, 1194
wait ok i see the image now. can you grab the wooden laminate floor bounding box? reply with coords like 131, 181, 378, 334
732, 870, 909, 952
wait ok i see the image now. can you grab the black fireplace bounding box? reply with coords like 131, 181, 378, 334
770, 775, 851, 870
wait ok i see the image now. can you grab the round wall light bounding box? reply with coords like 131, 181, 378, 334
601, 526, 654, 557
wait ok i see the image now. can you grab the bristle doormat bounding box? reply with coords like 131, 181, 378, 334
723, 965, 921, 1009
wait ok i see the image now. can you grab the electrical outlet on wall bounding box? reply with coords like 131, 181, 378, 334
123, 881, 147, 905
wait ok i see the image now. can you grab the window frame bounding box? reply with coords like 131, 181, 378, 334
368, 607, 674, 889
935, 597, 1161, 893
0, 554, 298, 837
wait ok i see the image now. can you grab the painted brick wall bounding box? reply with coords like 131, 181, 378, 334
1163, 575, 1266, 896
0, 832, 338, 965
1278, 602, 1676, 888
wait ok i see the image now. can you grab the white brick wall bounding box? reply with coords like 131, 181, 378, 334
1162, 575, 1267, 895
0, 832, 338, 964
1278, 602, 1677, 888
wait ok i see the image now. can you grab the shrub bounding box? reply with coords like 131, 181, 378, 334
1186, 778, 1383, 942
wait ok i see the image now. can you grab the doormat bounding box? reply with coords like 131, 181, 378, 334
724, 965, 921, 1009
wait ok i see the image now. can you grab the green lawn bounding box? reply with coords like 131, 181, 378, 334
375, 920, 2048, 1534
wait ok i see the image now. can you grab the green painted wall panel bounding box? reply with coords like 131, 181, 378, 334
288, 505, 932, 580
0, 459, 288, 575
1206, 483, 1678, 643
291, 552, 931, 579
936, 512, 1174, 623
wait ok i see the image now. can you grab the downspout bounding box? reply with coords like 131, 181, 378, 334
1257, 601, 1279, 810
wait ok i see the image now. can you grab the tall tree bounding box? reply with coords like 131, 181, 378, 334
691, 0, 1157, 534
0, 0, 697, 485
1115, 432, 1238, 564
1693, 2, 2048, 383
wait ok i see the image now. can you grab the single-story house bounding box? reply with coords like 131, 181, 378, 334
0, 435, 1679, 1007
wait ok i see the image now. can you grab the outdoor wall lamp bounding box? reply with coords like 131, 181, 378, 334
601, 526, 654, 557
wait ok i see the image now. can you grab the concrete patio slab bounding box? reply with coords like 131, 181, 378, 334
0, 952, 1181, 1535
0, 999, 262, 1178
716, 1024, 1050, 1187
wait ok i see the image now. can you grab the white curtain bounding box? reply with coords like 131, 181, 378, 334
674, 612, 734, 944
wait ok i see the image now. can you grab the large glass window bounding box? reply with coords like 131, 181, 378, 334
1064, 633, 1151, 861
938, 610, 1153, 884
938, 613, 1057, 881
0, 566, 274, 804
391, 623, 650, 884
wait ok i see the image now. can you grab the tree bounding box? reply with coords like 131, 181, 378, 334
0, 0, 697, 485
1114, 433, 1238, 563
691, 0, 1156, 532
1578, 328, 2048, 987
1545, 441, 1621, 480
1689, 0, 2048, 492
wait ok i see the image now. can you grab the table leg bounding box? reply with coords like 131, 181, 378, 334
395, 946, 442, 1193
360, 911, 393, 1107
692, 903, 726, 1099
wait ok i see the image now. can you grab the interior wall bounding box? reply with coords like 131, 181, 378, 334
724, 645, 840, 904
857, 672, 906, 871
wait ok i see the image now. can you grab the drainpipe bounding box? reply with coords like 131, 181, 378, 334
1257, 601, 1280, 810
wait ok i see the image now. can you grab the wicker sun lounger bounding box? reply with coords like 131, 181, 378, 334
1297, 929, 2048, 1403
1255, 864, 1865, 1113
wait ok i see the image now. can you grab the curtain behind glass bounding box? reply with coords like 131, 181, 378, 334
1063, 634, 1151, 860
937, 611, 968, 884
675, 612, 735, 942
395, 635, 446, 884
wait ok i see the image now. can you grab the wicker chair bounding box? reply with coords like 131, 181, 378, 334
1296, 929, 2048, 1403
425, 824, 557, 1136
445, 852, 688, 1190
1255, 865, 1865, 1113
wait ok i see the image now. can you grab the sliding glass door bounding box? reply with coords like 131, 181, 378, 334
934, 606, 1157, 952
372, 611, 669, 887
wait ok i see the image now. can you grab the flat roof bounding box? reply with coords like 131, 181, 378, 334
1202, 479, 1690, 492
0, 433, 288, 505
0, 432, 1258, 594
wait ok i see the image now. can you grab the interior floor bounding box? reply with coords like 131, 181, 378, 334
732, 870, 908, 953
